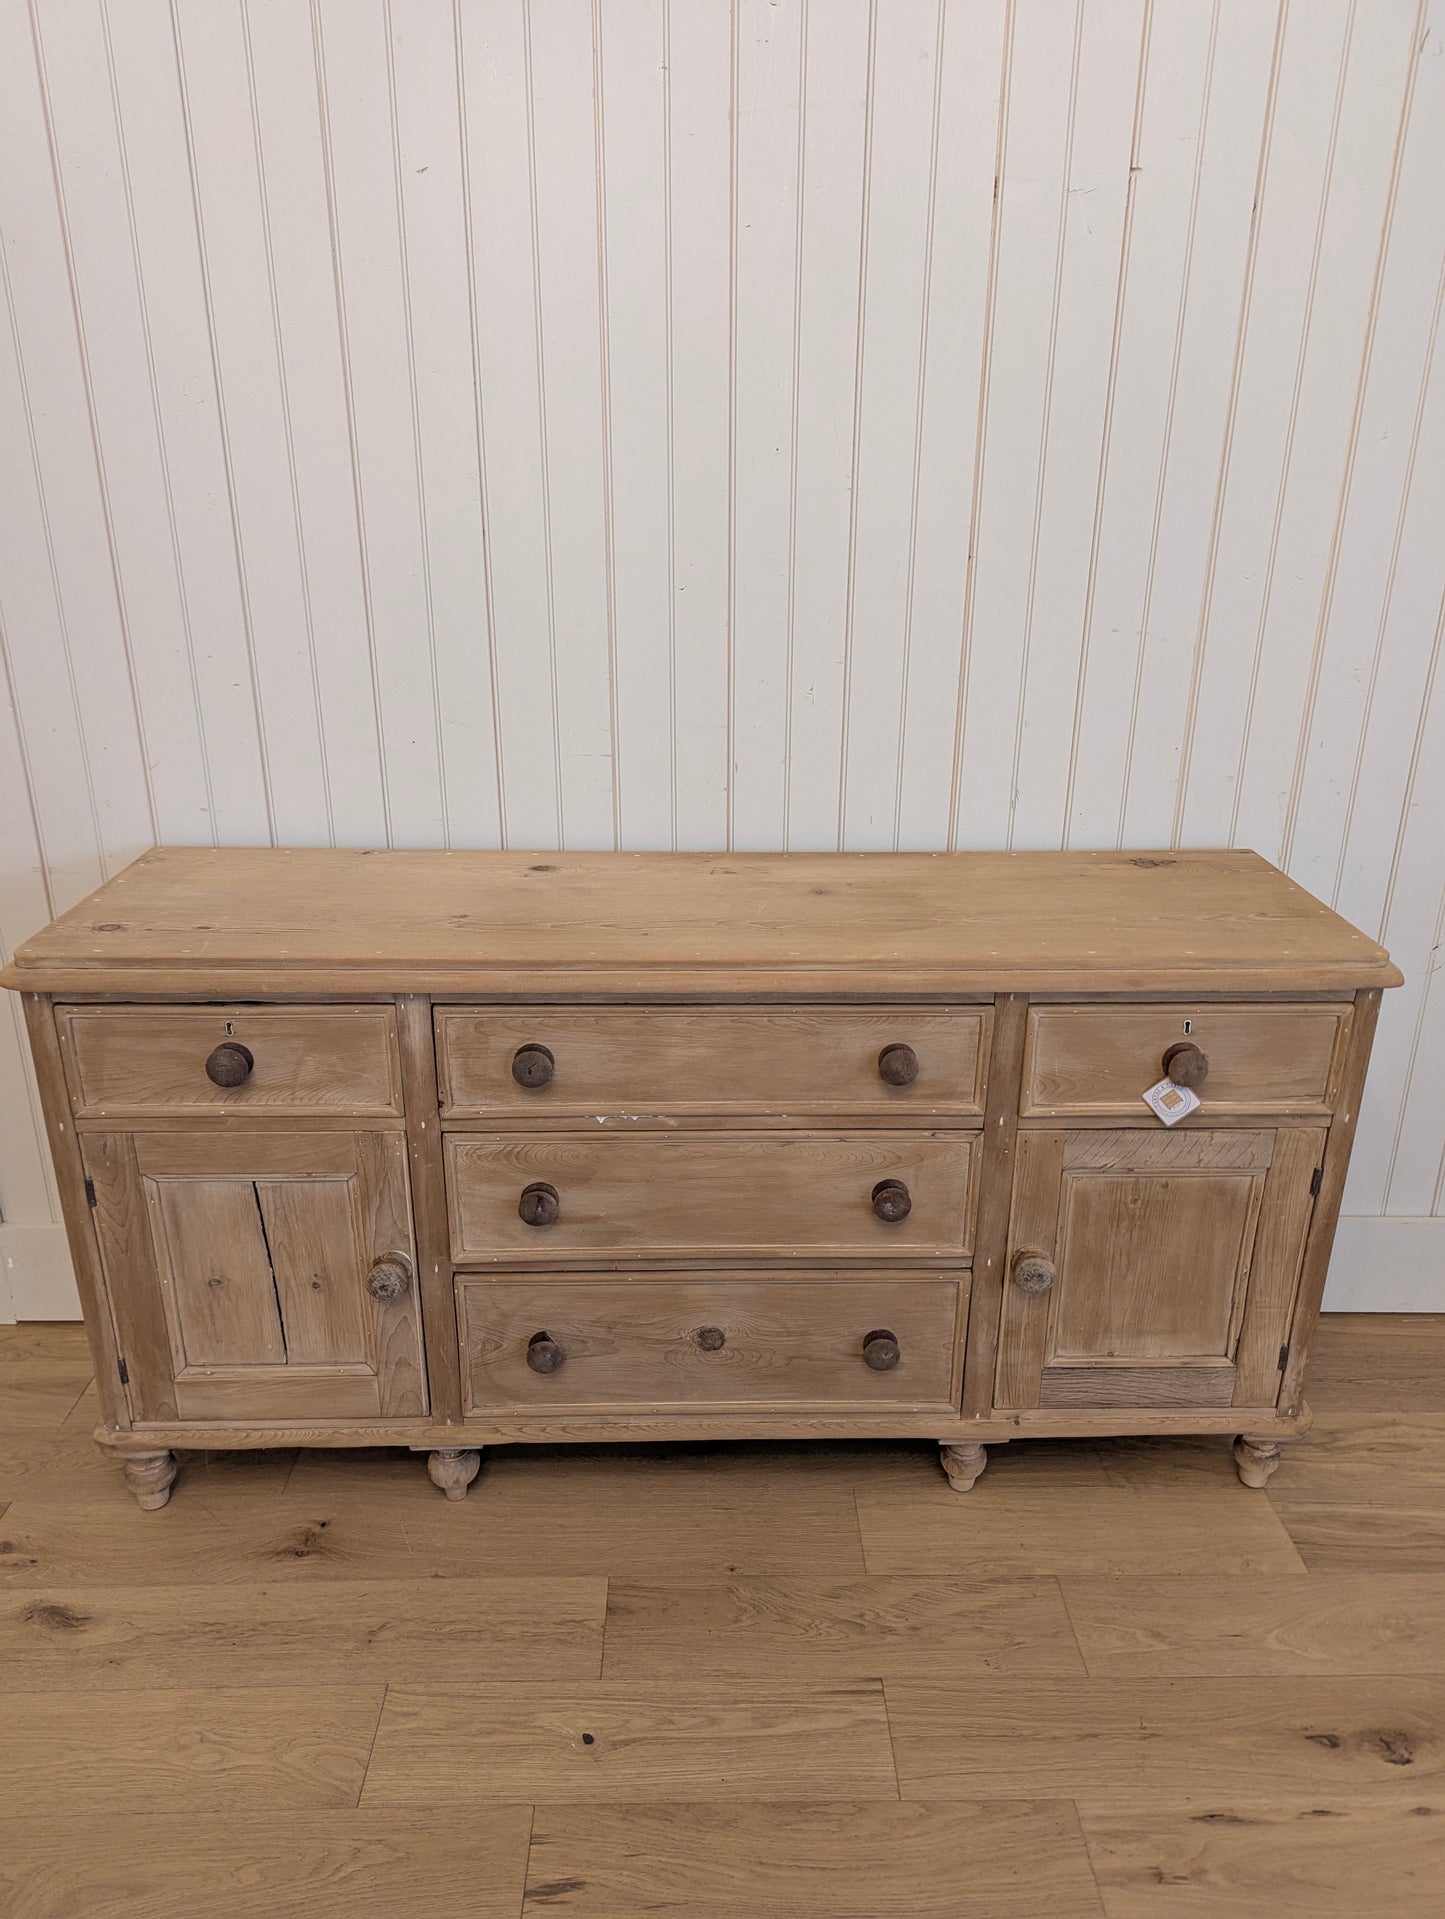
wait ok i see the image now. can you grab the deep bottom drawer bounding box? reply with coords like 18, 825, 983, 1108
458, 1273, 966, 1414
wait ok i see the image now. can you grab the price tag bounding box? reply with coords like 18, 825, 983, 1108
1142, 1077, 1201, 1127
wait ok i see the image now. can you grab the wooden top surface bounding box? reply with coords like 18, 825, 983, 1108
0, 845, 1401, 997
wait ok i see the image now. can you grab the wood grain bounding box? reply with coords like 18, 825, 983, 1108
856, 1482, 1307, 1577
0, 1685, 383, 1813
0, 1808, 534, 1919
1, 847, 1400, 996
1078, 1798, 1445, 1918
1063, 1573, 1445, 1676
362, 1681, 899, 1804
1021, 1002, 1350, 1115
459, 1274, 963, 1413
446, 1129, 977, 1263
56, 1004, 403, 1118
437, 1003, 991, 1119
522, 1800, 1106, 1917
0, 1576, 606, 1688
602, 1575, 1086, 1679
886, 1676, 1445, 1801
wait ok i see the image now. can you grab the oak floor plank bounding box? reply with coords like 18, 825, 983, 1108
1268, 1500, 1445, 1573
0, 1434, 295, 1507
0, 1685, 383, 1815
857, 1482, 1308, 1576
886, 1676, 1445, 1801
1305, 1315, 1445, 1412
521, 1800, 1106, 1916
0, 1808, 534, 1919
0, 1479, 865, 1583
0, 1323, 90, 1363
0, 1361, 93, 1431
603, 1574, 1087, 1678
0, 1575, 607, 1688
363, 1681, 899, 1805
1079, 1797, 1445, 1918
1063, 1573, 1445, 1676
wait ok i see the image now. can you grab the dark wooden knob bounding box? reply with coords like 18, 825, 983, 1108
366, 1253, 413, 1304
1012, 1249, 1056, 1295
862, 1328, 901, 1371
872, 1178, 912, 1223
205, 1041, 253, 1088
695, 1326, 726, 1352
512, 1043, 555, 1089
1162, 1040, 1209, 1089
518, 1181, 560, 1227
877, 1043, 919, 1087
526, 1331, 565, 1374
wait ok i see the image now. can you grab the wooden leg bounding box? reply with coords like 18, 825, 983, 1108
427, 1448, 482, 1501
122, 1450, 178, 1511
939, 1441, 988, 1492
1234, 1435, 1283, 1489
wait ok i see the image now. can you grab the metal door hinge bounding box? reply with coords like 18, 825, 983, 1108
117, 1356, 129, 1385
1309, 1166, 1324, 1197
84, 1176, 97, 1208
1278, 1344, 1289, 1372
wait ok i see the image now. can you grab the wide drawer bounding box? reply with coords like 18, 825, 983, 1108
435, 1005, 989, 1119
445, 1131, 977, 1263
1021, 1002, 1351, 1117
458, 1273, 965, 1412
57, 1005, 403, 1118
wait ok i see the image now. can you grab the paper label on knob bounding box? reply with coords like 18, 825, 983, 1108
1142, 1077, 1201, 1126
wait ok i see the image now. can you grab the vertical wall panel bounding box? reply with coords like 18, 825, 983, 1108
5, 0, 1445, 1311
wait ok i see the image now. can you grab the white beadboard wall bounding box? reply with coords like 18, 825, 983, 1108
2, 0, 1444, 1320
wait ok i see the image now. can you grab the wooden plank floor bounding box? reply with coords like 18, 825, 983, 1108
1, 1315, 1443, 1917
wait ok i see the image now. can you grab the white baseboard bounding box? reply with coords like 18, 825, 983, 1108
1323, 1215, 1445, 1312
0, 1222, 82, 1322
1, 1215, 1442, 1324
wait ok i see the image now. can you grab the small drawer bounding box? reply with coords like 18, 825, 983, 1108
445, 1131, 977, 1264
458, 1272, 965, 1412
1021, 1002, 1351, 1118
435, 1005, 989, 1120
57, 1005, 403, 1118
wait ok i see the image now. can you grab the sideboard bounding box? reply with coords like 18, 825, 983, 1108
1, 847, 1399, 1508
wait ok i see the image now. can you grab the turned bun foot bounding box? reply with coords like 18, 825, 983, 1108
1234, 1435, 1283, 1488
122, 1450, 178, 1511
426, 1448, 483, 1500
939, 1441, 988, 1492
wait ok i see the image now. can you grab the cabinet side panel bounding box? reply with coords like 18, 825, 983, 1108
1279, 986, 1383, 1413
20, 993, 130, 1429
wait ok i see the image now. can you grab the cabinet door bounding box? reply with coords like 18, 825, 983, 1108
995, 1128, 1319, 1412
83, 1130, 426, 1422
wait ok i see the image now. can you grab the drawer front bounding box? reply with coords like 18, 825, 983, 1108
435, 1005, 989, 1119
446, 1131, 976, 1263
58, 1005, 403, 1118
459, 1273, 964, 1412
1021, 1003, 1350, 1117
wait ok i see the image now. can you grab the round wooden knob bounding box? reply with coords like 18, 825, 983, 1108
877, 1043, 919, 1087
871, 1178, 912, 1223
205, 1041, 254, 1088
862, 1328, 901, 1371
526, 1331, 565, 1374
518, 1181, 560, 1227
1012, 1249, 1056, 1295
1162, 1040, 1209, 1089
512, 1043, 556, 1089
695, 1326, 726, 1352
366, 1252, 413, 1304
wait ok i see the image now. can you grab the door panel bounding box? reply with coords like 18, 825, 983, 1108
83, 1129, 425, 1422
995, 1128, 1318, 1412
